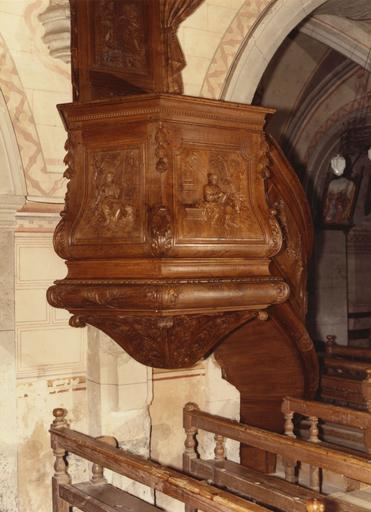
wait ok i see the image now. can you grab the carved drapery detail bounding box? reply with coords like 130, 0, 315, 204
160, 0, 204, 94
68, 0, 205, 100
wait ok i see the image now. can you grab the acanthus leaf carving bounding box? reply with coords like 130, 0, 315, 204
257, 133, 271, 181
267, 207, 283, 257
258, 134, 283, 257
54, 136, 75, 258
81, 311, 254, 368
149, 205, 172, 256
60, 135, 74, 219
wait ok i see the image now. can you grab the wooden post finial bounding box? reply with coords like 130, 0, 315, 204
325, 335, 337, 353
184, 402, 200, 412
52, 408, 68, 429
306, 498, 325, 512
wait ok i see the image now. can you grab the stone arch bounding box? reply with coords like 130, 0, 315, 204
0, 34, 65, 201
0, 89, 26, 199
0, 88, 27, 227
200, 0, 327, 103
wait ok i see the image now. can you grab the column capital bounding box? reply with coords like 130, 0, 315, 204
0, 195, 25, 230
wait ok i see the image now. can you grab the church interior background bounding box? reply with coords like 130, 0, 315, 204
0, 1, 371, 511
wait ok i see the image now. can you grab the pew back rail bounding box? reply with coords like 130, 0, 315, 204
50, 408, 276, 512
183, 403, 370, 512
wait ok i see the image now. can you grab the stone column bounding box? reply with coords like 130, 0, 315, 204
0, 195, 25, 512
308, 230, 348, 345
86, 327, 153, 502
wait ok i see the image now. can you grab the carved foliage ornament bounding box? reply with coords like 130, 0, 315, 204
155, 124, 170, 173
160, 0, 205, 94
69, 311, 255, 368
149, 205, 172, 256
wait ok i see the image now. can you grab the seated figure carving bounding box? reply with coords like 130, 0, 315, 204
202, 172, 244, 232
95, 171, 122, 226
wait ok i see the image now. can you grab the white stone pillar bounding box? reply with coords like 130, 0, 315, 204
308, 230, 348, 344
86, 327, 153, 501
0, 195, 25, 512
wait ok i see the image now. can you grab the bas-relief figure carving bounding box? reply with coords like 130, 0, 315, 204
323, 175, 356, 225
96, 0, 147, 71
77, 149, 140, 239
180, 150, 255, 239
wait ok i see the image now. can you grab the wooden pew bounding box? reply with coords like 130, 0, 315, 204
50, 408, 281, 512
281, 396, 371, 492
320, 337, 371, 412
183, 403, 371, 512
326, 336, 371, 362
282, 396, 371, 454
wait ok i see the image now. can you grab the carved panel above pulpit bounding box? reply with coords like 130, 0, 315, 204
69, 0, 204, 100
47, 94, 291, 368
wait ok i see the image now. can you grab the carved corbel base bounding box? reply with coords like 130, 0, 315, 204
70, 311, 256, 368
47, 276, 289, 368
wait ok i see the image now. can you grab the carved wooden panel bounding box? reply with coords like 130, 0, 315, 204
48, 94, 294, 368
93, 1, 149, 74
74, 147, 144, 243
176, 147, 260, 242
69, 0, 204, 101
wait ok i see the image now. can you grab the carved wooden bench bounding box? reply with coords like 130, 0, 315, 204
50, 408, 284, 512
183, 403, 371, 512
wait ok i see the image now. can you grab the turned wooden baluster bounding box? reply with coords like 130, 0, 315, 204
306, 498, 325, 512
183, 403, 199, 512
325, 334, 337, 355
91, 435, 118, 485
214, 434, 225, 461
283, 411, 297, 483
308, 416, 321, 491
51, 408, 71, 512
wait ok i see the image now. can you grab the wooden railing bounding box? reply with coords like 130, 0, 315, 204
50, 408, 277, 512
282, 396, 371, 491
325, 335, 371, 361
183, 403, 371, 512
